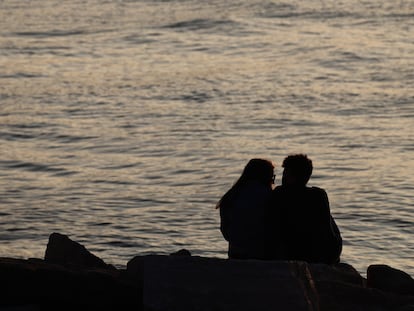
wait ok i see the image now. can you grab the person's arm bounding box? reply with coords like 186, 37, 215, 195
319, 188, 343, 262
220, 205, 231, 241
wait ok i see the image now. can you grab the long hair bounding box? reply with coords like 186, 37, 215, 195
216, 159, 274, 209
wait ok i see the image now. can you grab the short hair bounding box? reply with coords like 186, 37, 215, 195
282, 154, 313, 185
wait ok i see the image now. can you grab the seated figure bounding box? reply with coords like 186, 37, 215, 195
266, 154, 342, 264
217, 159, 275, 260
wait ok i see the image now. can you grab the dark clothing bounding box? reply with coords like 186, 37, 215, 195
266, 185, 342, 264
220, 181, 272, 260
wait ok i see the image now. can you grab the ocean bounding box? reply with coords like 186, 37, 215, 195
1, 0, 413, 276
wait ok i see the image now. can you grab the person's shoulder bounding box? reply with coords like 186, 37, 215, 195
240, 181, 272, 198
308, 186, 329, 201
269, 185, 282, 200
273, 185, 283, 192
309, 186, 327, 194
271, 185, 284, 195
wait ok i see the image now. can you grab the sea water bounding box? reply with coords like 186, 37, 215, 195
0, 0, 414, 275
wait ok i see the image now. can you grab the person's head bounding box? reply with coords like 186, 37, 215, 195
281, 154, 313, 186
216, 158, 274, 209
239, 158, 275, 186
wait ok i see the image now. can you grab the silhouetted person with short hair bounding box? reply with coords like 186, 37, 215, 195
217, 159, 275, 260
266, 154, 342, 264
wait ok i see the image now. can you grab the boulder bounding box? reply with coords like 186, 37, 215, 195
128, 255, 317, 311
170, 249, 191, 256
0, 257, 140, 311
4, 232, 414, 311
127, 255, 414, 311
367, 265, 414, 296
308, 262, 365, 286
44, 232, 113, 269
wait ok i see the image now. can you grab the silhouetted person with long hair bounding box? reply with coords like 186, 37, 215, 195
217, 159, 275, 259
266, 154, 342, 264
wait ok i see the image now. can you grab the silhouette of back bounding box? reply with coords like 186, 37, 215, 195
218, 159, 274, 259
267, 186, 341, 263
266, 154, 342, 264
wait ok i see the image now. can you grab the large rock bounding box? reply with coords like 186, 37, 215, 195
0, 257, 140, 310
127, 255, 315, 311
44, 232, 113, 269
367, 265, 414, 296
4, 232, 414, 311
127, 255, 414, 311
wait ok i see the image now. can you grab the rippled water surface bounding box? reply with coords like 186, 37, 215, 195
1, 0, 414, 275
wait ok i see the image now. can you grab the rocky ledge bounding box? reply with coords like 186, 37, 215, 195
1, 233, 414, 311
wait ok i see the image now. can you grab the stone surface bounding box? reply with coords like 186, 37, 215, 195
308, 262, 365, 286
169, 249, 192, 256
3, 233, 414, 311
127, 255, 414, 311
0, 257, 140, 311
135, 255, 314, 311
367, 264, 414, 296
44, 232, 113, 269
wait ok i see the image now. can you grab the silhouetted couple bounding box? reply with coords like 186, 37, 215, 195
217, 154, 342, 264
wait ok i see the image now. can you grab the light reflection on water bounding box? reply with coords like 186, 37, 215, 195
1, 0, 414, 275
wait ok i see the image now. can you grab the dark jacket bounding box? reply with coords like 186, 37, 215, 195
266, 185, 342, 264
220, 181, 272, 259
